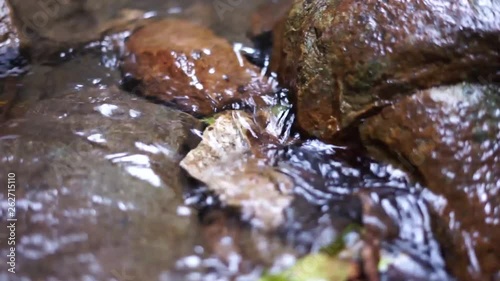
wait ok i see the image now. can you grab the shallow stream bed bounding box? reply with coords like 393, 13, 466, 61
0, 1, 497, 281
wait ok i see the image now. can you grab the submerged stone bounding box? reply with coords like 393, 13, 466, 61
0, 86, 204, 280
274, 0, 500, 140
360, 83, 500, 280
181, 111, 294, 230
122, 19, 276, 116
8, 0, 148, 59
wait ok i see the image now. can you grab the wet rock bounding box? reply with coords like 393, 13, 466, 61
249, 0, 292, 38
7, 0, 151, 60
0, 0, 28, 77
275, 0, 500, 140
0, 86, 204, 280
181, 111, 294, 230
2, 49, 128, 122
4, 0, 276, 61
248, 0, 292, 75
0, 7, 297, 276
122, 19, 276, 116
360, 83, 500, 280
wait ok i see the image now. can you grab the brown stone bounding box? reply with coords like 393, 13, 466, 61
0, 86, 205, 280
122, 19, 276, 116
275, 0, 500, 140
360, 83, 500, 281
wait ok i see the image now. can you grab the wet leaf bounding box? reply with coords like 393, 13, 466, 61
260, 253, 352, 281
201, 116, 217, 125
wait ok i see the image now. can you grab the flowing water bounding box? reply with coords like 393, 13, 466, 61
0, 1, 458, 280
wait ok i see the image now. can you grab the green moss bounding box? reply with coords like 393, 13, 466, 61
201, 115, 217, 125
351, 60, 386, 91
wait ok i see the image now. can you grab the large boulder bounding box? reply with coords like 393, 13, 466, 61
0, 86, 205, 280
360, 83, 500, 280
122, 19, 276, 116
274, 0, 500, 140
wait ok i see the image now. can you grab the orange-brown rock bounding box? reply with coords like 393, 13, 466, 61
360, 83, 500, 281
275, 0, 500, 140
123, 19, 275, 116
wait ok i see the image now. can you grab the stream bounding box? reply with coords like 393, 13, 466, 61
0, 1, 498, 281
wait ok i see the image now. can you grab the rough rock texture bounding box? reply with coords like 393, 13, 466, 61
122, 19, 276, 116
0, 86, 205, 280
181, 111, 294, 230
360, 83, 500, 281
275, 0, 500, 140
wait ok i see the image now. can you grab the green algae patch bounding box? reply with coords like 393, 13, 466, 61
260, 253, 351, 281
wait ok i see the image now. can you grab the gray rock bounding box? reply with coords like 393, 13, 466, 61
0, 86, 205, 280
